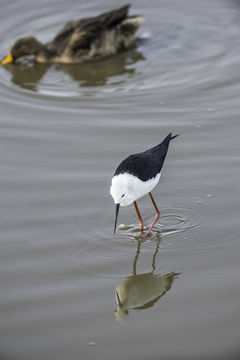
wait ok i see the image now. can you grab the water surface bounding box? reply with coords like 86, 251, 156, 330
0, 0, 240, 359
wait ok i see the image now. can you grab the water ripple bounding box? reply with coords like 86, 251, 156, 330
65, 206, 207, 278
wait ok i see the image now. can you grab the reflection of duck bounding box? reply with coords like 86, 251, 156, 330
59, 49, 145, 87
115, 241, 179, 323
1, 5, 145, 65
5, 49, 145, 90
4, 63, 50, 91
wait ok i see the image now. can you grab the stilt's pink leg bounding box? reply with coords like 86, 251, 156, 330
145, 192, 160, 235
133, 201, 144, 231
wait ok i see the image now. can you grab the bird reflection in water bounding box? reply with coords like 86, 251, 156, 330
3, 47, 145, 91
115, 240, 179, 323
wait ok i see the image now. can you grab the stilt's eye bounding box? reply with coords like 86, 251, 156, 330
121, 194, 125, 198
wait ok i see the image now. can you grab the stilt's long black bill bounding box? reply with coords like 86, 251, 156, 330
114, 203, 120, 234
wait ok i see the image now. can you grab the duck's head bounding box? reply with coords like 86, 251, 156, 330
1, 36, 43, 65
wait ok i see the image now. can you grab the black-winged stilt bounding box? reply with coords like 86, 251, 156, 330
110, 133, 178, 235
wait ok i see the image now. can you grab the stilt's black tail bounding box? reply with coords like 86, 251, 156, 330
170, 133, 179, 141
146, 132, 179, 175
148, 132, 179, 154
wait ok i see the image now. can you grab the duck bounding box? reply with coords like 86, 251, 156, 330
1, 5, 145, 65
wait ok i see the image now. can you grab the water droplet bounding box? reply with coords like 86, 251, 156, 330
207, 107, 215, 112
88, 342, 96, 347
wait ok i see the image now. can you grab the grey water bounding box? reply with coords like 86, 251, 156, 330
0, 0, 240, 359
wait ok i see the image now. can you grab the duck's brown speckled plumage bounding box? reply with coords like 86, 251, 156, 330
1, 5, 145, 64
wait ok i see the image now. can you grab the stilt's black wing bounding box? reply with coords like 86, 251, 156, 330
114, 133, 178, 181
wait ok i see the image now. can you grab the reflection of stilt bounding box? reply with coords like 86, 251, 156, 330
152, 239, 160, 272
115, 239, 179, 322
132, 239, 160, 275
132, 240, 141, 275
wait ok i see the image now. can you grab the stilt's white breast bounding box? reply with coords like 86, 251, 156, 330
110, 171, 161, 207
127, 172, 161, 203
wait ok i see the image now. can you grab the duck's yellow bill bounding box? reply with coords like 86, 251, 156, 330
1, 53, 13, 65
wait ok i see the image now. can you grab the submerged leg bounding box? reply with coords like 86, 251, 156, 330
133, 240, 141, 275
145, 192, 160, 236
133, 201, 144, 231
152, 238, 160, 271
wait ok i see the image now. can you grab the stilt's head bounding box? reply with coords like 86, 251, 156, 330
110, 174, 135, 234
110, 174, 134, 207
